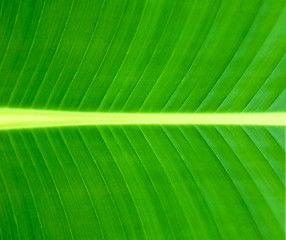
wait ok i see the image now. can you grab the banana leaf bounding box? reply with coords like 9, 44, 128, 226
0, 0, 285, 239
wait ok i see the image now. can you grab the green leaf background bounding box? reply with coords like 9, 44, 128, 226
0, 0, 285, 239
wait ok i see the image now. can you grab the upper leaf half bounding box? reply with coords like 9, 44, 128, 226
0, 0, 285, 112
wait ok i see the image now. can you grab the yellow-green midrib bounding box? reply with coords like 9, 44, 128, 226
0, 108, 285, 129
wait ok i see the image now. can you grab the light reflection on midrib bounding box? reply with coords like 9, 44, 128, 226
0, 108, 285, 130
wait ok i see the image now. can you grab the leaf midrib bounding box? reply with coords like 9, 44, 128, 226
0, 108, 285, 130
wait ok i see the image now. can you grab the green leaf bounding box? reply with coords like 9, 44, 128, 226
0, 0, 285, 239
